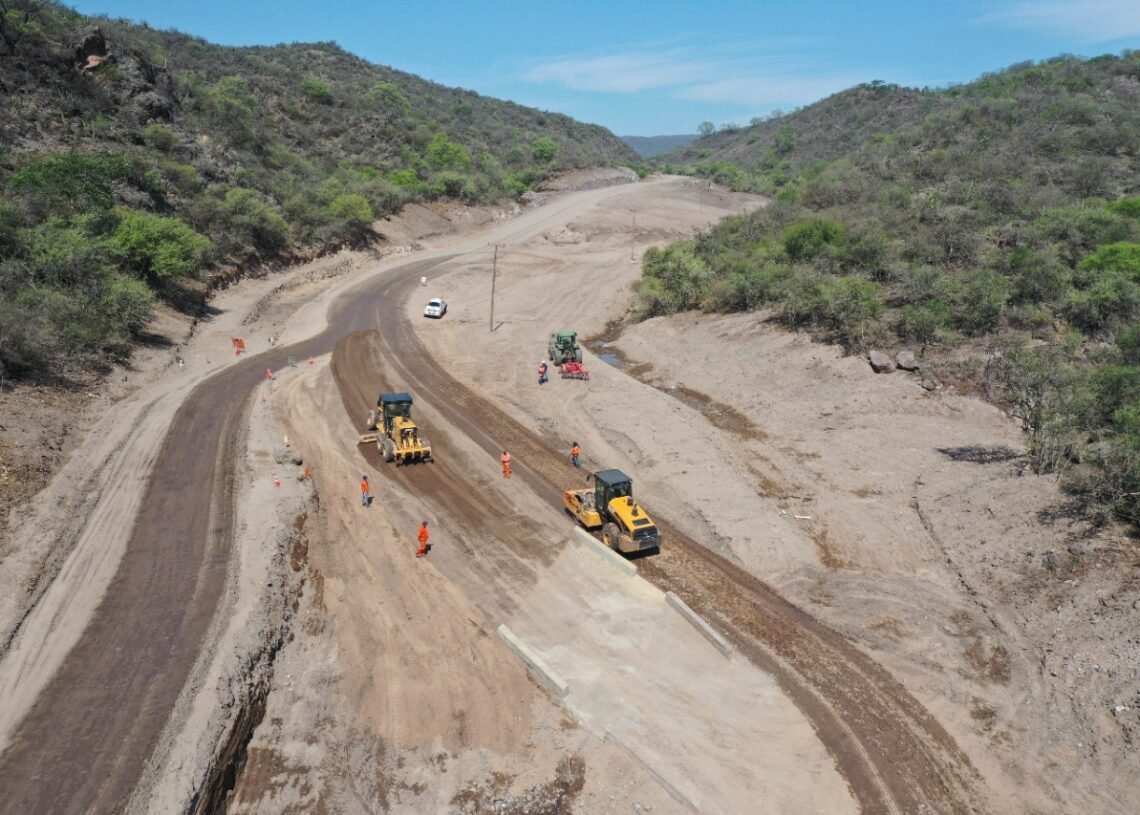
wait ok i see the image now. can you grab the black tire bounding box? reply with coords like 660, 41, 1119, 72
574, 348, 583, 363
552, 350, 563, 365
381, 437, 395, 462
602, 522, 620, 550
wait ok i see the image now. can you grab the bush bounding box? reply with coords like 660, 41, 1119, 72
639, 244, 711, 312
97, 274, 154, 350
426, 133, 471, 170
532, 137, 557, 162
952, 268, 1009, 335
142, 124, 177, 152
328, 193, 374, 238
9, 152, 130, 217
1065, 243, 1140, 331
111, 209, 213, 282
781, 217, 845, 261
299, 77, 333, 104
220, 188, 290, 254
898, 301, 951, 344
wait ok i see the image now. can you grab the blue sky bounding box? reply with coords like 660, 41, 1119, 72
68, 0, 1140, 135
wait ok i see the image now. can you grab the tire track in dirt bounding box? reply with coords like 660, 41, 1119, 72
329, 253, 986, 815
0, 256, 450, 815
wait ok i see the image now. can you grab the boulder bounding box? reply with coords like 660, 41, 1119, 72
895, 349, 919, 371
921, 376, 941, 391
868, 350, 896, 373
74, 27, 108, 71
273, 446, 303, 466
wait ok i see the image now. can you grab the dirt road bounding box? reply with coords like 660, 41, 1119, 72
0, 176, 987, 814
326, 261, 983, 814
0, 180, 724, 812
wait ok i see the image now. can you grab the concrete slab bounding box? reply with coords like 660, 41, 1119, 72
496, 625, 569, 698
666, 591, 733, 658
571, 525, 637, 576
504, 543, 856, 815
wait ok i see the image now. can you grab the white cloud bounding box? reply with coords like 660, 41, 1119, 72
981, 0, 1140, 42
524, 50, 710, 93
680, 75, 862, 106
523, 42, 866, 110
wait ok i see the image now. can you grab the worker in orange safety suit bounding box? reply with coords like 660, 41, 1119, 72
501, 450, 511, 479
416, 521, 430, 558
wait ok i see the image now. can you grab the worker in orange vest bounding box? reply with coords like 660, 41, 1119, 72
416, 521, 430, 558
570, 442, 580, 468
360, 474, 371, 507
501, 450, 511, 479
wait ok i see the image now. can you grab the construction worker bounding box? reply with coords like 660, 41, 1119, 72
360, 474, 371, 506
416, 520, 430, 558
570, 441, 580, 468
501, 450, 511, 479
538, 360, 548, 385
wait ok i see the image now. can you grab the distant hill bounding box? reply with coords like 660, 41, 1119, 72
0, 1, 637, 381
622, 134, 698, 158
640, 55, 1140, 525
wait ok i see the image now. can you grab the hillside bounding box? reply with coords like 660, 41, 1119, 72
0, 1, 637, 382
642, 54, 1140, 526
621, 133, 697, 158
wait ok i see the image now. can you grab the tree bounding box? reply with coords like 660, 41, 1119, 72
299, 77, 333, 104
774, 124, 797, 154
0, 0, 45, 56
328, 193, 373, 239
9, 152, 130, 217
110, 210, 212, 282
531, 137, 557, 163
205, 76, 256, 144
220, 188, 290, 254
366, 81, 410, 126
698, 121, 715, 136
426, 133, 471, 170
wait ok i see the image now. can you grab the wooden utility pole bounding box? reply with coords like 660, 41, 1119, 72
489, 244, 498, 332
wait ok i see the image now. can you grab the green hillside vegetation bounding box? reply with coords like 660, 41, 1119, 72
643, 54, 1140, 526
0, 1, 637, 382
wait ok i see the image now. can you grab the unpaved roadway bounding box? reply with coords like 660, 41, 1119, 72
320, 253, 982, 815
7, 173, 1127, 814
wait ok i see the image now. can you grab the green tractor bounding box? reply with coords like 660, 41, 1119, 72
547, 331, 583, 365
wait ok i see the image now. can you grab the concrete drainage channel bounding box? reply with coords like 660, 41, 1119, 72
497, 527, 735, 813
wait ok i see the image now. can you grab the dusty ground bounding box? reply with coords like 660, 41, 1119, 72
0, 168, 1136, 814
399, 192, 1139, 814
227, 177, 858, 814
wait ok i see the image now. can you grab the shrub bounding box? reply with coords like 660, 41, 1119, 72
300, 77, 333, 104
142, 124, 177, 152
221, 188, 290, 254
9, 152, 130, 216
111, 209, 212, 282
1107, 196, 1140, 219
97, 274, 154, 350
952, 268, 1009, 335
328, 193, 374, 238
639, 244, 711, 311
898, 301, 950, 344
532, 137, 557, 162
1065, 243, 1140, 331
426, 133, 471, 170
781, 217, 845, 261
